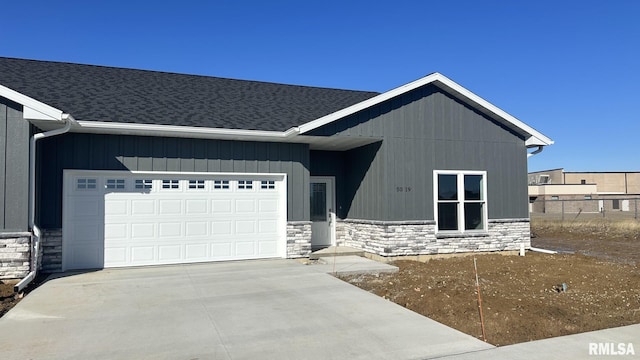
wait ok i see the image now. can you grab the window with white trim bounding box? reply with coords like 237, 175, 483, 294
162, 180, 179, 189
238, 180, 253, 190
188, 180, 205, 189
105, 179, 125, 189
435, 171, 486, 232
77, 178, 97, 190
260, 180, 275, 189
135, 179, 153, 189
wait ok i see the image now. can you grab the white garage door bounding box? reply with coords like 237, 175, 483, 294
63, 170, 287, 270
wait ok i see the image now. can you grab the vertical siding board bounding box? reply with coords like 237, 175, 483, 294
178, 139, 195, 172
0, 103, 6, 229
136, 137, 152, 171
121, 136, 138, 170
151, 138, 166, 171
4, 104, 28, 230
219, 141, 233, 172
193, 140, 207, 172
165, 138, 180, 171
206, 140, 220, 172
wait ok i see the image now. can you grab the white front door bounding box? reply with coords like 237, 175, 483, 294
310, 176, 335, 250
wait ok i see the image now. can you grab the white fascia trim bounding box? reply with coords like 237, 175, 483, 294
75, 120, 300, 139
297, 73, 554, 147
0, 84, 65, 121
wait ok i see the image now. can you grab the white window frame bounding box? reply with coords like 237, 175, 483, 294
433, 170, 488, 234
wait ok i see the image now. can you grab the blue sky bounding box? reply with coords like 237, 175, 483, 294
2, 1, 639, 172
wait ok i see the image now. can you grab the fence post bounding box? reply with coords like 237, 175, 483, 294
635, 198, 638, 220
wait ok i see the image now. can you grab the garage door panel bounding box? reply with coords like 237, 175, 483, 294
158, 245, 181, 261
105, 223, 128, 240
212, 199, 232, 213
69, 245, 103, 269
235, 220, 256, 234
70, 222, 103, 243
212, 221, 232, 235
64, 171, 285, 270
259, 241, 277, 255
258, 220, 278, 233
235, 199, 256, 213
186, 244, 208, 259
132, 200, 156, 215
131, 246, 155, 262
159, 222, 182, 237
258, 199, 279, 213
72, 199, 102, 218
235, 241, 256, 256
105, 247, 127, 264
211, 243, 233, 257
186, 222, 208, 237
159, 200, 182, 215
105, 199, 128, 216
132, 223, 155, 238
185, 199, 208, 214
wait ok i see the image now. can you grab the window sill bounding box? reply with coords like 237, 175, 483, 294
436, 231, 490, 239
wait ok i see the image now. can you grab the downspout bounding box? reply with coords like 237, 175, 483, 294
15, 115, 74, 292
526, 145, 544, 158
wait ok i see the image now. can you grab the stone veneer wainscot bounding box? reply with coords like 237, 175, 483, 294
336, 218, 530, 257
286, 221, 312, 258
0, 232, 31, 279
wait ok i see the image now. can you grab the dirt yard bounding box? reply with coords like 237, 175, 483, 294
341, 219, 640, 346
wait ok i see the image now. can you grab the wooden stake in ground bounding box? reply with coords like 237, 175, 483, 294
474, 257, 487, 342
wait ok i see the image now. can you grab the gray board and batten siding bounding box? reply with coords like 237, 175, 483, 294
309, 84, 529, 221
0, 98, 29, 232
37, 133, 310, 228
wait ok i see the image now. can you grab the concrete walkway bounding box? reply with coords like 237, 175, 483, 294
445, 323, 640, 359
0, 259, 491, 360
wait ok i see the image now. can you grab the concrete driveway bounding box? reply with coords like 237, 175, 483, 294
0, 259, 492, 359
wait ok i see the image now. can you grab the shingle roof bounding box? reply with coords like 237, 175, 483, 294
0, 57, 379, 131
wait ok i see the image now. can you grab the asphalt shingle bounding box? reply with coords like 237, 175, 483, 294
0, 57, 379, 131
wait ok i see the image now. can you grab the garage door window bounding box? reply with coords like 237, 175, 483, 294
135, 179, 153, 189
213, 180, 230, 190
76, 178, 97, 190
261, 180, 275, 189
106, 179, 126, 190
162, 180, 180, 189
238, 180, 253, 190
188, 180, 205, 189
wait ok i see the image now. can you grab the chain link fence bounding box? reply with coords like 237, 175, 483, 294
530, 197, 640, 221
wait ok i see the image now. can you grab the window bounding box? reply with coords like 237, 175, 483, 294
260, 180, 275, 189
581, 179, 586, 185
238, 180, 253, 189
551, 196, 559, 200
188, 180, 205, 189
135, 179, 153, 189
162, 180, 179, 189
77, 178, 97, 190
584, 195, 592, 200
105, 179, 125, 189
213, 180, 229, 189
613, 199, 620, 210
435, 171, 486, 232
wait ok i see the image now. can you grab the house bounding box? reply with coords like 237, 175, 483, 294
0, 57, 553, 280
528, 168, 640, 213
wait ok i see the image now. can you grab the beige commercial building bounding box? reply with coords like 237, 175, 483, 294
528, 168, 640, 213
